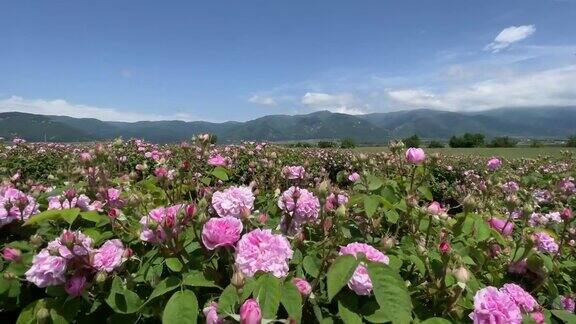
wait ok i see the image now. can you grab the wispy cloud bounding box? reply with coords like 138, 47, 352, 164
301, 92, 365, 114
248, 94, 277, 106
0, 96, 196, 122
485, 25, 536, 53
387, 65, 576, 110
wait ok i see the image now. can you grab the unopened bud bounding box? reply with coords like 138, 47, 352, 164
95, 271, 108, 284
318, 180, 329, 197
30, 234, 43, 246
36, 308, 50, 324
380, 236, 397, 250
561, 208, 573, 220
231, 271, 245, 289
462, 195, 477, 212
452, 266, 470, 283
335, 205, 346, 218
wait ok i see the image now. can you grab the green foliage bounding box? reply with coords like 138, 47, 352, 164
340, 138, 357, 149
449, 133, 485, 147
488, 136, 517, 147
403, 134, 421, 148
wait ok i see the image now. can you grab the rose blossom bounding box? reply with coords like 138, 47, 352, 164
488, 217, 514, 236
405, 148, 426, 164
469, 286, 522, 324
92, 239, 125, 272
25, 250, 67, 287
292, 278, 312, 296
212, 186, 255, 218
282, 165, 306, 180
348, 172, 360, 182
240, 299, 262, 324
235, 229, 293, 278
277, 186, 320, 233
339, 242, 389, 295
202, 216, 243, 250
65, 274, 87, 297
560, 296, 575, 313
203, 302, 224, 324
208, 153, 228, 166
487, 157, 502, 171
139, 204, 189, 243
500, 283, 539, 312
533, 232, 559, 254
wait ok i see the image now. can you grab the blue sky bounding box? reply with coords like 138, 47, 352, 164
1, 0, 575, 122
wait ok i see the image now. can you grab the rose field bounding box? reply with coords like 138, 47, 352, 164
1, 137, 576, 324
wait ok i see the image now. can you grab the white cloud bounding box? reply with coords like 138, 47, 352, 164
485, 25, 536, 52
387, 65, 576, 110
301, 92, 364, 114
0, 96, 195, 122
248, 94, 277, 106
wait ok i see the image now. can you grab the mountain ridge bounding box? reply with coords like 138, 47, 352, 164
0, 107, 575, 143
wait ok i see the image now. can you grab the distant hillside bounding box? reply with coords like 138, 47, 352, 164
0, 107, 575, 143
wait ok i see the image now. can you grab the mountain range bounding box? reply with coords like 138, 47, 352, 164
0, 107, 575, 143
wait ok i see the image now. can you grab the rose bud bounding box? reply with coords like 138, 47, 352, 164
2, 247, 22, 262
240, 299, 262, 324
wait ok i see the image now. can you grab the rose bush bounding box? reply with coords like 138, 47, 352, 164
0, 136, 575, 323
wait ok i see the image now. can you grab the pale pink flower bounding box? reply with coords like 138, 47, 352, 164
292, 278, 312, 296
212, 186, 255, 218
235, 229, 293, 278
202, 216, 243, 250
240, 299, 262, 324
92, 239, 125, 272
469, 286, 522, 324
405, 148, 426, 164
281, 165, 306, 180
339, 242, 389, 295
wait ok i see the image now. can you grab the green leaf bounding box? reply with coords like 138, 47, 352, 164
211, 167, 229, 181
364, 195, 380, 218
79, 211, 110, 225
338, 296, 362, 324
144, 276, 181, 305
420, 317, 452, 324
183, 271, 221, 288
16, 299, 44, 324
303, 255, 321, 278
106, 277, 143, 314
24, 208, 80, 226
367, 262, 412, 324
409, 254, 426, 274
218, 285, 238, 315
281, 281, 302, 322
364, 308, 389, 323
165, 258, 183, 272
255, 274, 282, 319
327, 255, 359, 301
551, 310, 576, 323
162, 290, 198, 324
367, 174, 383, 191
418, 186, 433, 201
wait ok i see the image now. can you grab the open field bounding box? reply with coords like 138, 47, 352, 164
355, 146, 576, 158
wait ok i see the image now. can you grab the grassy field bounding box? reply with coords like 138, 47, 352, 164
354, 147, 576, 158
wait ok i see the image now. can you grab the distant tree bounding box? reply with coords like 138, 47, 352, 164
428, 140, 444, 148
340, 138, 356, 149
210, 134, 218, 144
567, 135, 576, 147
289, 142, 313, 148
449, 133, 485, 148
488, 136, 517, 148
403, 135, 421, 148
530, 139, 542, 148
317, 141, 337, 148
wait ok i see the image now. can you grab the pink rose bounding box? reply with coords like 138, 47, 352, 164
405, 148, 426, 164
65, 274, 87, 297
2, 247, 21, 262
202, 216, 243, 250
348, 172, 360, 182
92, 239, 125, 272
426, 201, 445, 216
203, 302, 224, 324
488, 218, 514, 236
240, 299, 262, 324
292, 278, 312, 296
487, 157, 502, 171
